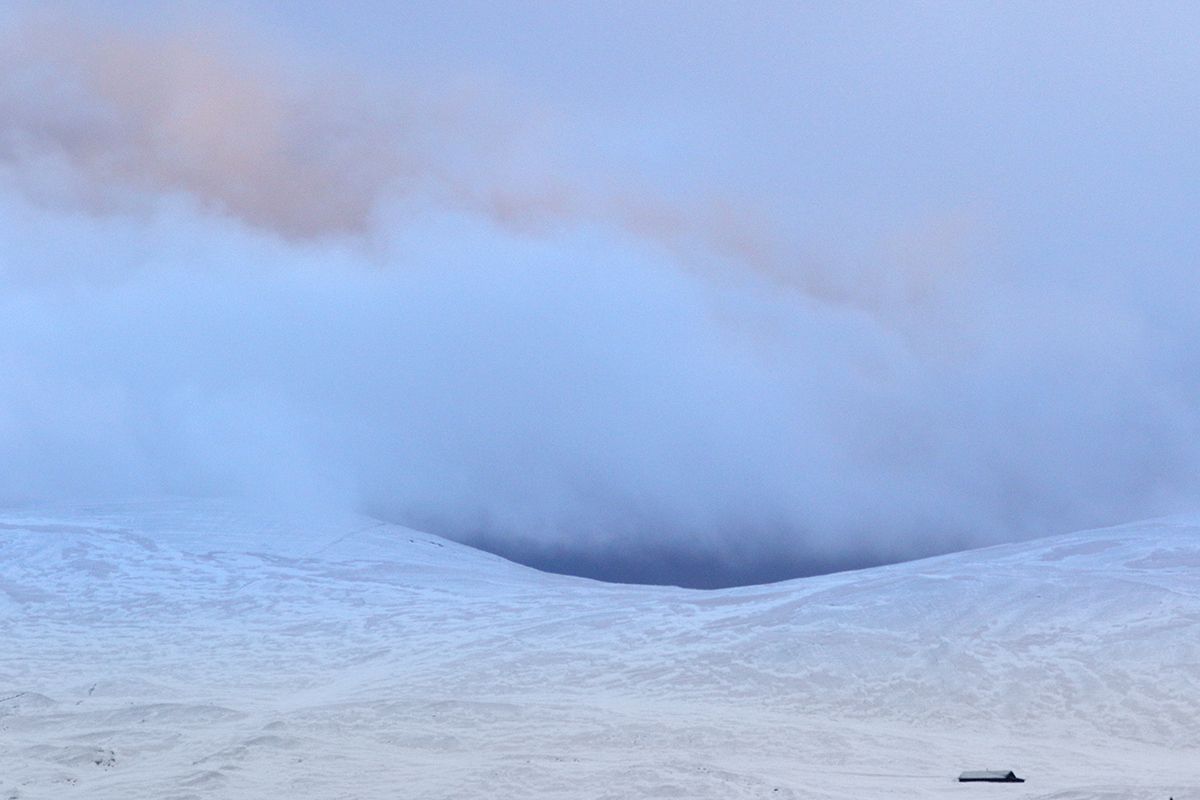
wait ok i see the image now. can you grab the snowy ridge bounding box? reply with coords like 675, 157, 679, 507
1, 500, 1197, 799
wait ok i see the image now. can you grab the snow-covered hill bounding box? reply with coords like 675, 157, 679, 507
1, 500, 1197, 799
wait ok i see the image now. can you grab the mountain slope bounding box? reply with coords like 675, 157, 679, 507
1, 500, 1197, 799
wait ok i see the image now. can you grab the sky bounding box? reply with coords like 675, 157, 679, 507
2, 1, 1200, 587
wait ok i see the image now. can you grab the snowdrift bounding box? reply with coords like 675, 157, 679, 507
1, 500, 1197, 799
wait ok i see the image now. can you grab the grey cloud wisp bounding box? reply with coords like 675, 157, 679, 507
2, 10, 1200, 588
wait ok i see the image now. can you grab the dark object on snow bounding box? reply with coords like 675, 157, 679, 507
959, 771, 1024, 783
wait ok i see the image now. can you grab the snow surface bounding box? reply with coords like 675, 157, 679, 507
1, 499, 1197, 799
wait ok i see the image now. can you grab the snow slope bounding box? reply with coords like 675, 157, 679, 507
1, 500, 1197, 799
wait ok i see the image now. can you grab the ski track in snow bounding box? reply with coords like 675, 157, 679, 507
0, 500, 1197, 799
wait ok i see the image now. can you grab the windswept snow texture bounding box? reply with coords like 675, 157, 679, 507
1, 501, 1198, 799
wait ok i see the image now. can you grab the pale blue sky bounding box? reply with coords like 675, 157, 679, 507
3, 2, 1200, 586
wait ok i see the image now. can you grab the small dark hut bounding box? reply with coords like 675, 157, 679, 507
958, 771, 1025, 783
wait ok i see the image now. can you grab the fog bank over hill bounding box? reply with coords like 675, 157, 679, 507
3, 5, 1200, 586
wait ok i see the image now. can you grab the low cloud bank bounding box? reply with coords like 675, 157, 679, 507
2, 12, 1199, 587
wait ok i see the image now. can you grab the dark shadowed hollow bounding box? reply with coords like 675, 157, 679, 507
452, 539, 889, 590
